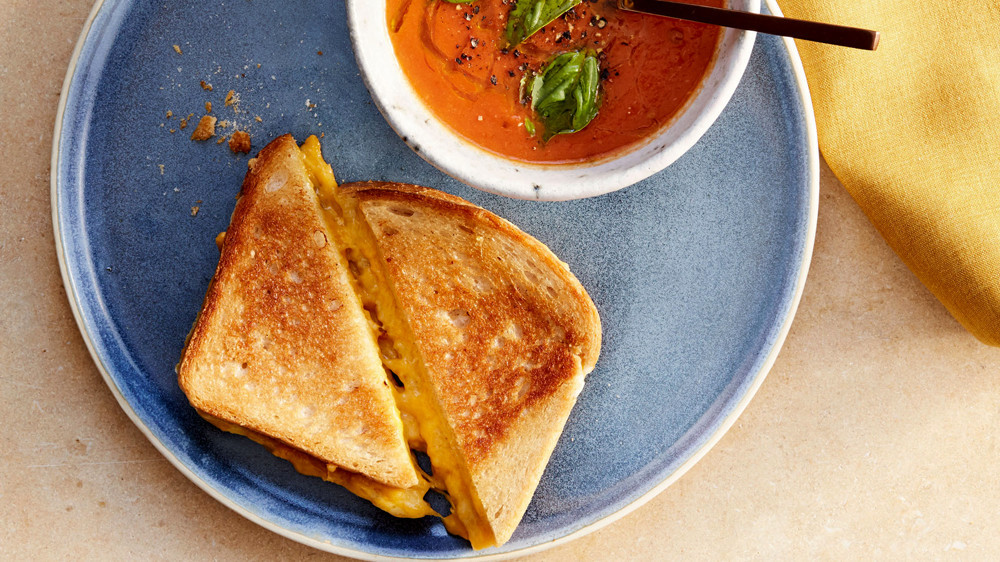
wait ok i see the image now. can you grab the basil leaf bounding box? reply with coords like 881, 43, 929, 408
572, 55, 599, 131
528, 50, 602, 140
506, 0, 582, 46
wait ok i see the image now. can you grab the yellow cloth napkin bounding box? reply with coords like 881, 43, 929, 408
777, 0, 1000, 345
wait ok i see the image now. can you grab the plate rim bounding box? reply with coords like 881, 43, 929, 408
50, 0, 819, 559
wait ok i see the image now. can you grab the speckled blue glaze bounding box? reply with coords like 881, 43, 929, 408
54, 0, 814, 558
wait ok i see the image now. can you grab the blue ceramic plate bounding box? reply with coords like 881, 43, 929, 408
52, 0, 817, 558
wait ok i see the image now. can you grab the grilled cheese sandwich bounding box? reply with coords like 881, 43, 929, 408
179, 134, 601, 549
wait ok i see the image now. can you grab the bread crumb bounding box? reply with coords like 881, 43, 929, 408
187, 113, 194, 120
173, 44, 182, 55
165, 110, 173, 118
205, 101, 212, 113
317, 50, 323, 55
256, 63, 261, 68
228, 131, 251, 153
254, 115, 262, 122
200, 80, 213, 91
216, 137, 226, 144
191, 206, 200, 217
179, 118, 188, 129
190, 115, 217, 140
158, 164, 165, 175
169, 128, 176, 133
224, 90, 236, 106
218, 120, 229, 128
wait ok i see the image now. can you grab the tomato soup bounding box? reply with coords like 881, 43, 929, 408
386, 0, 723, 164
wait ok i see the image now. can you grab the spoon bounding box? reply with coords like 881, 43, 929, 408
618, 0, 880, 51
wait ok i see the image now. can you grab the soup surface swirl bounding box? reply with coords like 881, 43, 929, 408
387, 0, 723, 164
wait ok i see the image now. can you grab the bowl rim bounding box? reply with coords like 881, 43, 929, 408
347, 0, 760, 201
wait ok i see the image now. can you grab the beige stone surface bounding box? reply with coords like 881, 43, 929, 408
2, 1, 999, 559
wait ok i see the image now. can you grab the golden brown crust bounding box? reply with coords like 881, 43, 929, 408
342, 180, 601, 376
178, 137, 418, 489
343, 181, 601, 543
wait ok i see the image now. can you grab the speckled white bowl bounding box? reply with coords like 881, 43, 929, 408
347, 0, 759, 200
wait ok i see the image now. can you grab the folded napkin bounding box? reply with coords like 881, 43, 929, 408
778, 0, 1000, 345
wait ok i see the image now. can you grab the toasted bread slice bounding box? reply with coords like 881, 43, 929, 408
177, 135, 419, 490
341, 181, 602, 546
179, 134, 602, 549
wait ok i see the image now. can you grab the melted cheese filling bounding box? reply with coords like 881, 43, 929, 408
200, 413, 437, 518
297, 136, 496, 549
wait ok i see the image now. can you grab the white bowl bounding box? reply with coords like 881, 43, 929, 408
347, 1, 759, 201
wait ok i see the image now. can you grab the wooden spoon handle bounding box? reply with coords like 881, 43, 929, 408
619, 0, 880, 51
